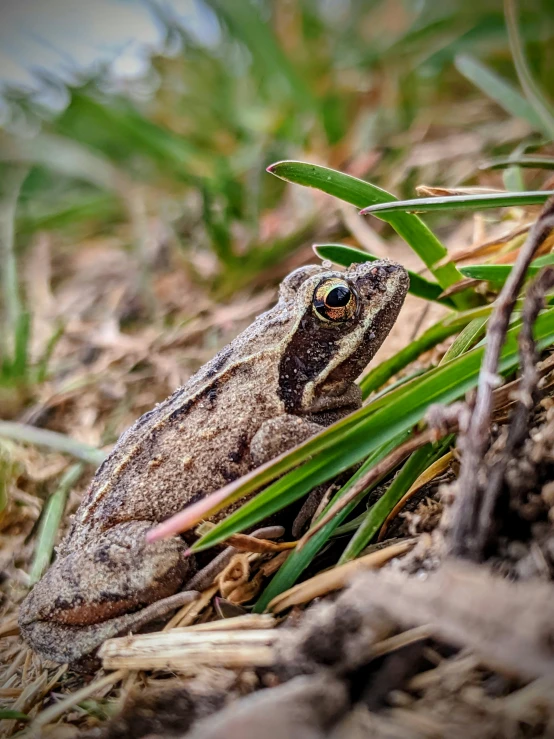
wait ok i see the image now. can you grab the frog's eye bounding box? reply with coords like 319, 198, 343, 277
313, 278, 358, 323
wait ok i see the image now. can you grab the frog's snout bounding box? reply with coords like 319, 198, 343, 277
348, 259, 410, 302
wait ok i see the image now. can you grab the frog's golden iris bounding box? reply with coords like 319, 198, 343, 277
312, 278, 358, 323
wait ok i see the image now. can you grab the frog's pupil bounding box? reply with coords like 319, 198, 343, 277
326, 285, 350, 307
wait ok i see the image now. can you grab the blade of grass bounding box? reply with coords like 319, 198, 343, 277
188, 306, 554, 554
205, 0, 314, 110
440, 316, 488, 364
378, 450, 455, 542
502, 156, 525, 193
360, 191, 554, 216
36, 322, 64, 384
0, 133, 128, 192
460, 253, 554, 286
363, 307, 527, 415
480, 155, 554, 171
455, 54, 550, 136
0, 711, 29, 721
253, 430, 410, 613
313, 244, 454, 306
56, 91, 204, 182
0, 167, 28, 355
493, 143, 534, 193
30, 463, 84, 584
0, 448, 15, 514
266, 161, 469, 302
339, 438, 452, 563
17, 193, 123, 236
504, 0, 554, 140
13, 312, 31, 380
0, 422, 105, 466
365, 368, 428, 404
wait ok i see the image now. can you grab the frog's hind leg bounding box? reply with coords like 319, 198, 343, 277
21, 591, 198, 667
19, 520, 193, 664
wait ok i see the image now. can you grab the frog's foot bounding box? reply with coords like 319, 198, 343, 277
19, 520, 193, 664
20, 591, 199, 667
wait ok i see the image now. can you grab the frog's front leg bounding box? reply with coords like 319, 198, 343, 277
250, 415, 332, 537
250, 415, 326, 466
19, 520, 192, 664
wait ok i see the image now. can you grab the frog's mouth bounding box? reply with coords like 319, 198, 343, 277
301, 377, 361, 414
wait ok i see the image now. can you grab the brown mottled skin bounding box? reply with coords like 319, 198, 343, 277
19, 261, 409, 664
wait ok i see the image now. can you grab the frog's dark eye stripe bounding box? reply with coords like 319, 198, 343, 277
313, 278, 358, 322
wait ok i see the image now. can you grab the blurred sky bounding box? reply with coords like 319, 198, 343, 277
0, 0, 214, 92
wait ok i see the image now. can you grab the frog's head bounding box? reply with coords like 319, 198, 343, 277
278, 260, 409, 415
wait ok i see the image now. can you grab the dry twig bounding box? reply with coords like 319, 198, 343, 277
100, 628, 279, 672
450, 197, 554, 559
185, 526, 285, 591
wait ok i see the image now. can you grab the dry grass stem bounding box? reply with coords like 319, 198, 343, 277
177, 613, 276, 632
369, 625, 433, 659
30, 669, 127, 731
99, 629, 279, 671
268, 539, 415, 614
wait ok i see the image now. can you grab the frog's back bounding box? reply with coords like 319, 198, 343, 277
61, 304, 295, 553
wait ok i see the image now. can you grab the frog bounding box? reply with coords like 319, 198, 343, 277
19, 260, 409, 665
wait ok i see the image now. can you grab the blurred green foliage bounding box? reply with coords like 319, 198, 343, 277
1, 0, 553, 291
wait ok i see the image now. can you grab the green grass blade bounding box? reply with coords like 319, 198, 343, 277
17, 193, 123, 236
204, 0, 314, 111
189, 306, 554, 554
13, 311, 31, 380
253, 430, 410, 613
30, 463, 84, 584
0, 133, 126, 191
0, 448, 15, 514
504, 0, 554, 140
0, 167, 27, 353
313, 244, 454, 306
502, 159, 525, 193
361, 191, 554, 216
56, 90, 204, 182
267, 161, 468, 299
455, 54, 550, 136
36, 322, 64, 384
460, 254, 554, 286
339, 438, 452, 563
459, 264, 515, 286
364, 368, 428, 405
0, 710, 29, 721
440, 317, 488, 364
0, 422, 105, 466
480, 155, 554, 171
